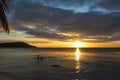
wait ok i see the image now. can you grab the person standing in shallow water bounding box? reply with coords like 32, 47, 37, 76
37, 55, 44, 60
37, 55, 40, 60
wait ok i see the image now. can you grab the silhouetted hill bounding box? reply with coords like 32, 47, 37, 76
0, 42, 36, 48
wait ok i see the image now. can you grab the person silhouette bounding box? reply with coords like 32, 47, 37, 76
37, 55, 40, 60
37, 55, 44, 60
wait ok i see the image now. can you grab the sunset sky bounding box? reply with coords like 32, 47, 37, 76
0, 0, 120, 48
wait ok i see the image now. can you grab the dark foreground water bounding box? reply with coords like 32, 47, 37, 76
0, 48, 120, 80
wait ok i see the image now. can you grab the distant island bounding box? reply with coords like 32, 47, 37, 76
0, 42, 36, 48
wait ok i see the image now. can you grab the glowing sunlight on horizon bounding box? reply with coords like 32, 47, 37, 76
73, 41, 84, 48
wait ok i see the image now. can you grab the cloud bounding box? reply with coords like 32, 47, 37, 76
6, 0, 120, 42
96, 0, 120, 10
91, 0, 120, 14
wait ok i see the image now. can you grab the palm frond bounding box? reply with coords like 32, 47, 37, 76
0, 0, 9, 34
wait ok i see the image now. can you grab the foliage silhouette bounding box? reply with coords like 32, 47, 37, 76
0, 0, 9, 34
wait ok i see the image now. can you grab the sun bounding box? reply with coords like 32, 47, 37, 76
74, 41, 84, 47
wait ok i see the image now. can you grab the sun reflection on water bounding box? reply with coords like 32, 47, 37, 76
76, 48, 80, 61
75, 48, 81, 73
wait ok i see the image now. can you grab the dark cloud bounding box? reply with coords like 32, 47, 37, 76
62, 12, 120, 35
96, 0, 120, 10
7, 0, 120, 42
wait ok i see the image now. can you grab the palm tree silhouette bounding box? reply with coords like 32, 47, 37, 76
0, 0, 9, 34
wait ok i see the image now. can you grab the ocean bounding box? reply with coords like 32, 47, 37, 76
0, 48, 120, 80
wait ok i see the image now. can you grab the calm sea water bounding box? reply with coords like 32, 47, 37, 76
0, 48, 120, 80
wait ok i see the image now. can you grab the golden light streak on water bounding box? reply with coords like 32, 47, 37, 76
75, 48, 81, 73
75, 48, 80, 61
